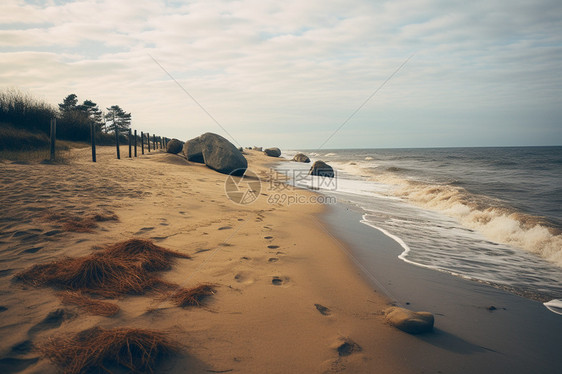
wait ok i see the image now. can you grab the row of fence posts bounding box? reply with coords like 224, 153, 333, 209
47, 118, 170, 163
99, 125, 169, 162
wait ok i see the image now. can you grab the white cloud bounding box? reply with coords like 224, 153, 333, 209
1, 0, 561, 147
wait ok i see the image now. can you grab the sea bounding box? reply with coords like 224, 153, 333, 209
274, 146, 562, 314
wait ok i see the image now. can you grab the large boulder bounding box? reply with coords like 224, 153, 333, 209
292, 153, 310, 163
384, 307, 434, 334
308, 160, 334, 178
183, 137, 204, 163
264, 147, 281, 157
199, 132, 247, 175
166, 138, 184, 154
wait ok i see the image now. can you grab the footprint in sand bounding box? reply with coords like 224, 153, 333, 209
264, 236, 273, 240
134, 227, 154, 235
272, 276, 288, 286
268, 258, 279, 263
314, 304, 331, 316
267, 245, 279, 249
218, 226, 232, 230
234, 272, 255, 285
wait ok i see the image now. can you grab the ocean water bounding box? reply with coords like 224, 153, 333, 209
275, 147, 562, 311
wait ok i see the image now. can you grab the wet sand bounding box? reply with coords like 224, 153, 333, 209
322, 202, 562, 374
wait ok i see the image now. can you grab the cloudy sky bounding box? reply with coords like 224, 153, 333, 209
1, 0, 561, 149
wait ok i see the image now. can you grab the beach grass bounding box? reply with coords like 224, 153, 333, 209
170, 284, 217, 307
58, 291, 120, 317
15, 239, 193, 299
43, 211, 119, 233
39, 327, 178, 374
104, 238, 192, 272
15, 254, 158, 297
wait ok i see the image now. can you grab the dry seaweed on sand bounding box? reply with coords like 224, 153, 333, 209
58, 291, 120, 317
61, 219, 98, 233
15, 254, 159, 297
43, 211, 119, 233
170, 284, 217, 307
39, 327, 178, 374
104, 238, 191, 271
14, 239, 188, 298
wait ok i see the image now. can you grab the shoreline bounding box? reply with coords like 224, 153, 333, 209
320, 201, 562, 373
1, 146, 412, 373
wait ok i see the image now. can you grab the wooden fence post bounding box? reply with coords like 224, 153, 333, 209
128, 129, 132, 158
90, 123, 96, 162
153, 134, 156, 150
115, 127, 120, 159
141, 131, 144, 155
134, 130, 137, 157
147, 132, 151, 152
50, 118, 56, 161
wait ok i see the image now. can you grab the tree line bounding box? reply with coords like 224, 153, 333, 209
0, 88, 132, 144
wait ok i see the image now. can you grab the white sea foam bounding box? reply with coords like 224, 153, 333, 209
543, 299, 562, 315
395, 182, 562, 268
330, 161, 562, 269
274, 152, 562, 311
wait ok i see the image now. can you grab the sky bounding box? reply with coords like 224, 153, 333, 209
1, 0, 561, 149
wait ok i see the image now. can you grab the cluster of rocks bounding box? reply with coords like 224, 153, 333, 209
177, 132, 248, 175
264, 147, 281, 157
166, 134, 337, 180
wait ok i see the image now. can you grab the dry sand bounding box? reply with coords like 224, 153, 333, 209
0, 146, 411, 373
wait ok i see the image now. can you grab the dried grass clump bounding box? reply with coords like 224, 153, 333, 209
43, 211, 119, 233
62, 220, 97, 233
40, 327, 178, 374
16, 254, 157, 297
104, 239, 191, 271
170, 284, 216, 307
59, 291, 120, 317
92, 213, 119, 222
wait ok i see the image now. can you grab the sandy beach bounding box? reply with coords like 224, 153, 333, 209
0, 146, 413, 373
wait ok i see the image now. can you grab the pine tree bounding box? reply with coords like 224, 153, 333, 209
105, 105, 131, 133
79, 100, 103, 131
58, 94, 78, 113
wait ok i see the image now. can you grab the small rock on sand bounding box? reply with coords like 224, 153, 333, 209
264, 147, 281, 157
384, 307, 434, 334
308, 160, 335, 178
183, 136, 204, 163
292, 153, 310, 163
166, 138, 184, 154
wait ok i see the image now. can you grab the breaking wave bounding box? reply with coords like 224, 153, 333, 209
333, 160, 562, 268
